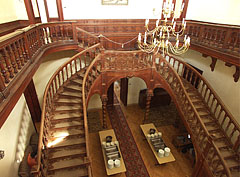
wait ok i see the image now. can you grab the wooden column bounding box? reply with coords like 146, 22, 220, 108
180, 0, 189, 20
143, 90, 153, 123
120, 78, 128, 106
24, 79, 41, 123
107, 83, 114, 105
56, 0, 64, 21
24, 0, 36, 24
101, 95, 108, 129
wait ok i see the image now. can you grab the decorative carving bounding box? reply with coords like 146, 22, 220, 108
101, 95, 108, 129
233, 66, 239, 82
210, 57, 217, 71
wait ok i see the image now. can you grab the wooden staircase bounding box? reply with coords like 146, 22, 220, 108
181, 79, 239, 177
44, 70, 90, 177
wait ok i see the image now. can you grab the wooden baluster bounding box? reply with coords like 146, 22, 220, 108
225, 120, 232, 132
12, 43, 21, 70
231, 32, 238, 52
233, 135, 240, 152
22, 34, 31, 59
0, 52, 10, 83
143, 90, 153, 123
2, 48, 14, 78
39, 28, 45, 46
7, 45, 18, 73
16, 40, 24, 66
101, 95, 108, 129
220, 113, 227, 127
223, 30, 231, 50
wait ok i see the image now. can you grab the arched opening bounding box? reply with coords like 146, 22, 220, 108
87, 93, 103, 133
104, 77, 195, 177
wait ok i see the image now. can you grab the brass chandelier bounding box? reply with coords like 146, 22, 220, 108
138, 1, 190, 56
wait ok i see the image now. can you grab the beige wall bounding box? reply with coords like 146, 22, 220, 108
128, 77, 147, 105
0, 50, 77, 177
186, 0, 240, 25
33, 50, 78, 106
62, 0, 163, 19
0, 0, 18, 23
0, 95, 35, 177
0, 0, 28, 23
181, 49, 240, 124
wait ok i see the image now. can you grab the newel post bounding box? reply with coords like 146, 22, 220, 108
143, 89, 153, 123
0, 76, 6, 102
101, 95, 108, 129
72, 23, 77, 42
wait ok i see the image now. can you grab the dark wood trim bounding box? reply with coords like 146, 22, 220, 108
120, 78, 128, 106
0, 19, 40, 37
24, 79, 41, 123
210, 57, 217, 72
0, 41, 78, 128
24, 0, 36, 24
107, 83, 114, 105
56, 0, 64, 21
35, 0, 41, 21
43, 0, 50, 22
180, 0, 189, 20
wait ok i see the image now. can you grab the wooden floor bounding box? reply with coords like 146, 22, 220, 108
88, 98, 194, 177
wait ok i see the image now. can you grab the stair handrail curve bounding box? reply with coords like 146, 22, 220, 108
155, 56, 231, 177
34, 43, 101, 176
166, 55, 240, 153
0, 22, 102, 107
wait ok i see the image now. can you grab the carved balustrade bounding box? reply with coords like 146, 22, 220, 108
33, 43, 101, 177
166, 56, 240, 154
0, 22, 101, 106
102, 50, 152, 71
155, 56, 231, 177
186, 21, 240, 66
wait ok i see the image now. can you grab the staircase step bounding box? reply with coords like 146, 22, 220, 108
48, 156, 89, 172
48, 144, 86, 159
63, 86, 81, 93
55, 97, 82, 104
50, 125, 84, 134
64, 83, 82, 90
51, 116, 83, 125
50, 127, 85, 139
70, 79, 83, 86
51, 112, 83, 121
47, 136, 86, 149
48, 166, 88, 177
55, 101, 82, 106
214, 140, 229, 149
55, 104, 82, 111
59, 91, 82, 98
230, 169, 240, 177
225, 158, 240, 170
51, 119, 83, 129
58, 93, 82, 99
54, 108, 82, 114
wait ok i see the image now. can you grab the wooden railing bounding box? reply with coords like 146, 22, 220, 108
154, 55, 232, 177
166, 55, 240, 154
186, 21, 240, 66
102, 50, 152, 71
33, 43, 101, 176
0, 21, 101, 105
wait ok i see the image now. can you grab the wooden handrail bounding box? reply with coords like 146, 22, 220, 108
166, 55, 240, 152
33, 43, 101, 176
154, 55, 232, 177
76, 27, 99, 39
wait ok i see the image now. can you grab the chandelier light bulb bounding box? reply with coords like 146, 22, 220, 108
138, 2, 190, 56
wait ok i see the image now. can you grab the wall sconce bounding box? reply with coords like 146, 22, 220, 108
0, 150, 5, 160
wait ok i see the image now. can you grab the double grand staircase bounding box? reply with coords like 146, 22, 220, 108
0, 22, 239, 177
